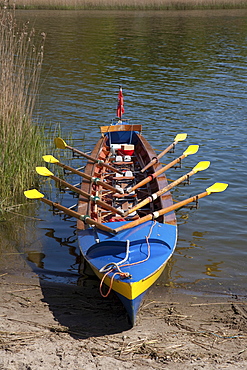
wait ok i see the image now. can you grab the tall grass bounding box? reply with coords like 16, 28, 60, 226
0, 10, 47, 210
7, 0, 247, 10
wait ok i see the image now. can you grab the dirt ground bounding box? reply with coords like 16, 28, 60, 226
1, 265, 247, 370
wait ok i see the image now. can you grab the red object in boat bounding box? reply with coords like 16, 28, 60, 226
118, 144, 134, 156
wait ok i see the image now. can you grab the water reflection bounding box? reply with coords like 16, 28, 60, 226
204, 261, 224, 278
156, 223, 227, 294
27, 251, 46, 269
4, 9, 246, 296
26, 227, 80, 272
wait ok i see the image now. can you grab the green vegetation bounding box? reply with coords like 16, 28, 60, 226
0, 10, 47, 211
6, 0, 247, 10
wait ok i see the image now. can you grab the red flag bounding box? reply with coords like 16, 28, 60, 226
116, 87, 124, 119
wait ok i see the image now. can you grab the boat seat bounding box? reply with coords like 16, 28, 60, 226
113, 161, 134, 166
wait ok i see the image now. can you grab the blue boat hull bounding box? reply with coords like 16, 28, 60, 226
78, 220, 177, 325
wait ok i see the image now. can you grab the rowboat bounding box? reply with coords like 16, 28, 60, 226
77, 124, 178, 325
24, 87, 228, 326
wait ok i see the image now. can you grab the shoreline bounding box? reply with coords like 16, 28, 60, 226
1, 265, 247, 369
7, 0, 247, 11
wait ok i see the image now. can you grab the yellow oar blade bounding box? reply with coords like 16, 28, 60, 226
206, 182, 228, 194
24, 189, 44, 199
183, 145, 199, 157
54, 137, 67, 149
175, 133, 187, 142
36, 166, 54, 177
193, 161, 210, 173
43, 155, 59, 164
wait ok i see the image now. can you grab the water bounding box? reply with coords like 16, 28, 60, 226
1, 9, 246, 297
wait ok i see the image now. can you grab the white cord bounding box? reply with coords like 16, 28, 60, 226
99, 239, 130, 273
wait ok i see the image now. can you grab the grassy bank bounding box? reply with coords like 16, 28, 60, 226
0, 10, 47, 211
7, 0, 247, 10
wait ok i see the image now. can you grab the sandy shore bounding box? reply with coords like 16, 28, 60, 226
1, 263, 247, 370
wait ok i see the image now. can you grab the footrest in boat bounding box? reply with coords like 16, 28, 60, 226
111, 154, 134, 166
112, 193, 137, 199
113, 170, 135, 181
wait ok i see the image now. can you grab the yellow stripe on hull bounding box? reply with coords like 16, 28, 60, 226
91, 261, 169, 300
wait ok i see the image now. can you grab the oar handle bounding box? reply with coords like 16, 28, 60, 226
51, 174, 123, 216
129, 154, 186, 193
95, 198, 124, 216
129, 174, 154, 192
66, 144, 122, 174
56, 161, 122, 194
115, 214, 152, 233
155, 169, 193, 198
125, 169, 194, 216
116, 190, 208, 233
40, 197, 116, 234
80, 215, 117, 234
124, 196, 152, 217
141, 158, 158, 173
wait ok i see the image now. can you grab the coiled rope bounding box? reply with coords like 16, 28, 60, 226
99, 221, 156, 298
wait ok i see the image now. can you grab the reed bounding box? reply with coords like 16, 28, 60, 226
7, 0, 247, 10
0, 10, 47, 210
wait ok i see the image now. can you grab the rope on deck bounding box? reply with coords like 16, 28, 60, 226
99, 221, 156, 298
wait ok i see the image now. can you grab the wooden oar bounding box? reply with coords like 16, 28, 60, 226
124, 161, 210, 217
42, 155, 123, 194
54, 137, 122, 174
24, 189, 116, 234
115, 183, 228, 233
36, 167, 124, 216
128, 145, 199, 193
141, 133, 187, 173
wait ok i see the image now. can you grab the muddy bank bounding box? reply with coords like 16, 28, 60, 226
1, 267, 247, 369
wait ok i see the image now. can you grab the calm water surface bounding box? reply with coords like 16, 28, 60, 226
1, 9, 246, 298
